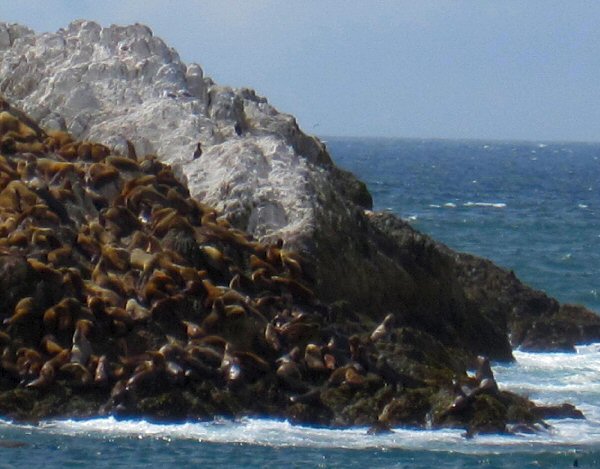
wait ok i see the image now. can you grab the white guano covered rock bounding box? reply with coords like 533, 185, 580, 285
0, 20, 342, 247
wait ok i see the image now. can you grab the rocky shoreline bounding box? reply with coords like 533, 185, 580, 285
0, 20, 598, 435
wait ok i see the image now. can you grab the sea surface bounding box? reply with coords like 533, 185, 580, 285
2, 138, 600, 468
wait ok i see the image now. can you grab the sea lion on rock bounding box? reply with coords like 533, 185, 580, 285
26, 349, 70, 389
71, 319, 93, 366
370, 313, 395, 343
60, 362, 93, 387
473, 355, 499, 394
220, 343, 241, 384
94, 354, 110, 386
304, 343, 327, 373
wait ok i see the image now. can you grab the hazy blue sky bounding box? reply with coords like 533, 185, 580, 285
1, 1, 600, 141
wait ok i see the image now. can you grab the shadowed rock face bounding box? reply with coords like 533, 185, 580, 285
1, 19, 599, 363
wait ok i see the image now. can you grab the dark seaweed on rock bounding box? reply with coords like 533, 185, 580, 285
0, 97, 580, 435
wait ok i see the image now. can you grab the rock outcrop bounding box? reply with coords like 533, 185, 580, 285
0, 95, 553, 435
0, 19, 598, 362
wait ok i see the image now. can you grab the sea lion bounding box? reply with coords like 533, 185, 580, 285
60, 361, 93, 387
94, 354, 110, 386
343, 367, 366, 387
370, 313, 395, 342
41, 334, 65, 355
264, 323, 281, 351
100, 245, 131, 272
304, 343, 327, 373
220, 343, 241, 383
186, 342, 224, 367
232, 350, 270, 380
26, 349, 70, 388
125, 298, 151, 322
45, 130, 73, 150
0, 111, 20, 133
0, 330, 11, 346
474, 355, 498, 394
271, 276, 315, 303
16, 347, 43, 379
71, 319, 93, 365
106, 155, 140, 173
101, 206, 141, 238
47, 246, 74, 267
276, 360, 302, 384
124, 358, 163, 393
4, 297, 37, 326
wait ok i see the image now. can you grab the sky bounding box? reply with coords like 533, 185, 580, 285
1, 1, 600, 142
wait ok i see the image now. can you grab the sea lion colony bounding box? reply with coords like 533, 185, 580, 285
0, 97, 564, 433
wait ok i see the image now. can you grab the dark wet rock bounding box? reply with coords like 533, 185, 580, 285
448, 252, 600, 352
377, 388, 434, 427
367, 213, 515, 361
532, 403, 585, 420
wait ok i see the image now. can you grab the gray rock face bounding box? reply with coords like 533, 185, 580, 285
1, 20, 598, 358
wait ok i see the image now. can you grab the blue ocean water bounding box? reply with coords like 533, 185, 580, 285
3, 138, 600, 468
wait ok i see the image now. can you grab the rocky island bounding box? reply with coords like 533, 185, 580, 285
0, 20, 597, 435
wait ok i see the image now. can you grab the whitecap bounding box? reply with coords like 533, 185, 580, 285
2, 414, 595, 454
3, 346, 600, 455
578, 204, 588, 209
443, 202, 456, 208
463, 202, 506, 209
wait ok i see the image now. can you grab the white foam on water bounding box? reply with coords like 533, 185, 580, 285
0, 414, 594, 455
463, 202, 507, 209
2, 345, 600, 454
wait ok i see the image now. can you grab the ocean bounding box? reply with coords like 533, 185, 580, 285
2, 138, 600, 468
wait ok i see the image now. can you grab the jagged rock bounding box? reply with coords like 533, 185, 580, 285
447, 252, 600, 352
0, 19, 598, 364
